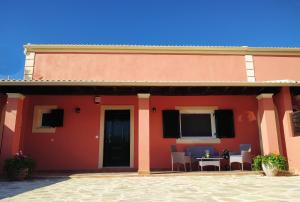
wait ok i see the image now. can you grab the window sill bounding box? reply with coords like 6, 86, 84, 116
176, 137, 220, 144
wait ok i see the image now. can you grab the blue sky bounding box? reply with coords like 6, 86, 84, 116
1, 0, 300, 79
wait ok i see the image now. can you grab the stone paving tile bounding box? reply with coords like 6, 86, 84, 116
0, 176, 300, 202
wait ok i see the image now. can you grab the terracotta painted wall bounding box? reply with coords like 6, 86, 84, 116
21, 95, 260, 171
33, 53, 247, 81
22, 95, 138, 171
149, 96, 260, 169
254, 56, 300, 81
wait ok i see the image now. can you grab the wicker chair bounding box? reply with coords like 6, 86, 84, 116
229, 144, 252, 171
170, 145, 192, 172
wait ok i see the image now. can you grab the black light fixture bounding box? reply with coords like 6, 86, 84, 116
75, 107, 81, 113
152, 107, 157, 112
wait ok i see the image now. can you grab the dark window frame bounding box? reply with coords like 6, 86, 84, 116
179, 109, 216, 138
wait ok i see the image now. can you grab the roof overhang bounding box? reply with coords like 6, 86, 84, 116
0, 80, 299, 95
24, 44, 300, 56
1, 80, 300, 87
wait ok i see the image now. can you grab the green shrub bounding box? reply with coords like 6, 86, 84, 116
252, 154, 288, 171
252, 155, 263, 171
3, 151, 36, 180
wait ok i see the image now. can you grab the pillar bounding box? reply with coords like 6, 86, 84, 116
275, 87, 300, 174
0, 93, 25, 164
257, 93, 280, 155
278, 87, 294, 138
137, 93, 150, 175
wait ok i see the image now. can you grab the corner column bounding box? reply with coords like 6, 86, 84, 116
278, 87, 294, 138
275, 87, 298, 173
137, 93, 150, 175
257, 93, 280, 155
0, 93, 25, 164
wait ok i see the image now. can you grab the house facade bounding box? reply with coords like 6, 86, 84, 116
0, 44, 300, 174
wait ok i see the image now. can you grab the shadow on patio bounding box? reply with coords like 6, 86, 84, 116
0, 177, 70, 200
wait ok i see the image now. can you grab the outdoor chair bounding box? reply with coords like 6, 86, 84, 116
170, 145, 192, 172
229, 144, 252, 171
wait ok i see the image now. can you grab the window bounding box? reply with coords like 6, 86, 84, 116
162, 108, 235, 143
179, 109, 216, 138
32, 105, 57, 133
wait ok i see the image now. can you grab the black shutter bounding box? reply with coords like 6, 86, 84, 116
162, 110, 180, 138
215, 109, 235, 138
51, 109, 64, 127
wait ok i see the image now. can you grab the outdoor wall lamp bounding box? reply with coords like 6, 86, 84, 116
75, 107, 81, 113
152, 107, 157, 112
94, 96, 101, 104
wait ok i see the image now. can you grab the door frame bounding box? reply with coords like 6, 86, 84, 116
98, 105, 134, 168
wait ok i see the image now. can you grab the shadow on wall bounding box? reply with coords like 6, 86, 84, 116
0, 177, 70, 200
0, 125, 21, 170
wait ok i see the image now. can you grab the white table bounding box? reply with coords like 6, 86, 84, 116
196, 157, 222, 171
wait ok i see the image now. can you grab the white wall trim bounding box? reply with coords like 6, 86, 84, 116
245, 55, 256, 82
256, 93, 274, 100
7, 93, 25, 99
176, 106, 218, 140
24, 52, 35, 80
98, 105, 135, 169
137, 93, 150, 99
175, 106, 218, 111
176, 137, 220, 144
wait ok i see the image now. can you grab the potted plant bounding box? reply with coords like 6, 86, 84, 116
252, 154, 287, 176
3, 151, 36, 180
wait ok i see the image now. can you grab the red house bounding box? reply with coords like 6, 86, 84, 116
0, 44, 300, 174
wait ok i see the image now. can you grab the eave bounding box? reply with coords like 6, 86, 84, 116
0, 80, 299, 95
24, 44, 300, 56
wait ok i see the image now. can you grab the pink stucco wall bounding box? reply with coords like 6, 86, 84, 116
149, 96, 260, 169
33, 53, 247, 81
274, 88, 300, 174
254, 56, 300, 81
20, 95, 260, 171
22, 95, 139, 171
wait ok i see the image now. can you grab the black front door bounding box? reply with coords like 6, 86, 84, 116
103, 110, 130, 167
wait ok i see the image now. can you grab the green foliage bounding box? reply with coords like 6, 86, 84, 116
252, 153, 288, 171
252, 155, 263, 171
3, 151, 36, 180
262, 153, 288, 171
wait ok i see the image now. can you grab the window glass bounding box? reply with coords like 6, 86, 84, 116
181, 113, 212, 137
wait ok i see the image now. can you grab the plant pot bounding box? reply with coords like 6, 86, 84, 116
262, 163, 278, 176
15, 168, 29, 181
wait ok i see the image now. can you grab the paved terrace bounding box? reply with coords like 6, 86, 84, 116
0, 172, 300, 202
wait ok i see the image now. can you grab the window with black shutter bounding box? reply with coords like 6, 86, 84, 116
162, 110, 180, 138
215, 109, 235, 138
41, 109, 64, 128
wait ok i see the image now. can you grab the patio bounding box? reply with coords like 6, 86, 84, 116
1, 174, 300, 201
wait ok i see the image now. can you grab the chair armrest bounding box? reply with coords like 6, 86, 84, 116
241, 151, 251, 155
